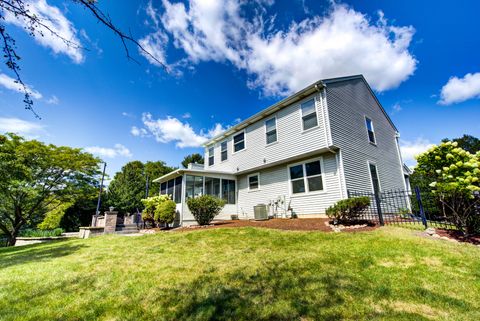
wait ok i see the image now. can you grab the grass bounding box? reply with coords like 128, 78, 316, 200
0, 227, 479, 320
18, 228, 64, 238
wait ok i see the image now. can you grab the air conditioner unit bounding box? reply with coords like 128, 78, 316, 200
254, 204, 268, 221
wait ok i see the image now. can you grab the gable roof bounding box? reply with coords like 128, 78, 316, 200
204, 74, 398, 146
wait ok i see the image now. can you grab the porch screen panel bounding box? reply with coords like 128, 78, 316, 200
205, 177, 220, 198
167, 179, 174, 198
174, 176, 182, 203
222, 179, 236, 204
160, 182, 167, 195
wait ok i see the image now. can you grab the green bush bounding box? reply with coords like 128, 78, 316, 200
19, 228, 64, 237
38, 200, 74, 230
186, 195, 225, 225
155, 199, 177, 227
326, 197, 371, 223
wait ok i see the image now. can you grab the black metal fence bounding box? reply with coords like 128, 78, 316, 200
347, 188, 458, 229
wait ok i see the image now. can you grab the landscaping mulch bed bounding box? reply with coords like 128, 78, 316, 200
435, 229, 480, 245
177, 218, 378, 233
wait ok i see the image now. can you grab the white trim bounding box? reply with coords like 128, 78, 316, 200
364, 116, 377, 145
264, 116, 278, 145
367, 160, 382, 193
287, 156, 327, 197
247, 172, 261, 192
299, 96, 320, 132
336, 150, 348, 199
321, 87, 333, 146
232, 130, 246, 154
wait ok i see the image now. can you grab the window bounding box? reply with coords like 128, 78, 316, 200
222, 179, 236, 204
365, 117, 376, 144
174, 176, 182, 203
265, 117, 277, 144
369, 163, 381, 194
205, 177, 221, 198
300, 99, 318, 130
248, 174, 259, 191
221, 141, 228, 161
289, 159, 324, 194
233, 132, 245, 152
167, 179, 174, 197
208, 146, 214, 166
186, 175, 204, 199
160, 182, 167, 195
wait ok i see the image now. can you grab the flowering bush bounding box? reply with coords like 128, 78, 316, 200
141, 195, 176, 227
415, 141, 480, 234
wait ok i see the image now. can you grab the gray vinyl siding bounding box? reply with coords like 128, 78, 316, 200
205, 92, 329, 173
326, 78, 405, 193
237, 153, 342, 218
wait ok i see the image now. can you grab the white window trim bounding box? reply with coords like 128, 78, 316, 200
287, 156, 327, 197
264, 116, 278, 145
367, 160, 382, 193
220, 140, 228, 162
232, 130, 246, 154
299, 97, 319, 132
208, 145, 215, 167
365, 116, 377, 145
247, 173, 261, 192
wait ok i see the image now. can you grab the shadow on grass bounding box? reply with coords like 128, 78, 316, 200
0, 240, 85, 269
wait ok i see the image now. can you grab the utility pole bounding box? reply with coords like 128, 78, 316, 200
94, 162, 107, 226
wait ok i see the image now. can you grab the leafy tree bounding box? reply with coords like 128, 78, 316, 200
0, 133, 101, 246
442, 134, 480, 154
181, 153, 204, 168
107, 160, 175, 214
38, 199, 74, 230
0, 0, 166, 117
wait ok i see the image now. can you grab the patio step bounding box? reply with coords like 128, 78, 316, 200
115, 224, 140, 233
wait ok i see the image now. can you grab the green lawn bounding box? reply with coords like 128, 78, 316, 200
0, 227, 479, 321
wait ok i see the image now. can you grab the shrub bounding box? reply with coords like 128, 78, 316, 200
155, 199, 177, 227
19, 228, 64, 237
38, 200, 74, 230
326, 197, 370, 223
186, 195, 225, 225
141, 195, 173, 227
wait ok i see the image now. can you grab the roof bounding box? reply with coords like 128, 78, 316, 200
204, 74, 398, 146
403, 163, 413, 175
152, 168, 236, 183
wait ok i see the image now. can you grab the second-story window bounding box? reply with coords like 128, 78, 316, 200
265, 117, 277, 144
208, 146, 214, 166
301, 99, 318, 131
221, 141, 228, 161
233, 132, 245, 152
365, 117, 376, 144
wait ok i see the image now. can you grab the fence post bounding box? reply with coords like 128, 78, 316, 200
374, 191, 384, 226
414, 186, 428, 229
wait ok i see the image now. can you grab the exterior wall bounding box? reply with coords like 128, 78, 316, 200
237, 152, 343, 218
326, 78, 406, 193
205, 92, 329, 173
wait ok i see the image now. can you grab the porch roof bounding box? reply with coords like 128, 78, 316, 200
152, 168, 236, 184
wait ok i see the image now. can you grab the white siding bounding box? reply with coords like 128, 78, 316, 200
326, 78, 405, 193
237, 153, 342, 218
205, 92, 329, 173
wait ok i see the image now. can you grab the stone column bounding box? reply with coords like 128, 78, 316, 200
104, 211, 118, 234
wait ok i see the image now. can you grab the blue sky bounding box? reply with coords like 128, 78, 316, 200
1, 0, 479, 180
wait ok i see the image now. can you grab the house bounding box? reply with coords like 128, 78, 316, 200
154, 75, 408, 226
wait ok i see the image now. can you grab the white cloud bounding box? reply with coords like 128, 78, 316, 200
145, 1, 417, 96
130, 126, 148, 137
138, 112, 226, 148
3, 0, 84, 63
392, 102, 402, 113
0, 117, 44, 136
138, 30, 168, 67
400, 138, 434, 165
0, 73, 42, 99
182, 112, 191, 119
84, 144, 133, 158
439, 72, 480, 105
46, 95, 59, 105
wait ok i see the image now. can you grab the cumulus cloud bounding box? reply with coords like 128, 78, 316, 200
84, 144, 133, 158
439, 72, 480, 105
130, 126, 148, 137
138, 113, 226, 148
46, 95, 59, 105
3, 0, 84, 63
400, 138, 434, 165
0, 117, 45, 137
0, 73, 42, 99
143, 1, 417, 96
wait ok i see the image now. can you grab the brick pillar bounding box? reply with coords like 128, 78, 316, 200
104, 211, 118, 234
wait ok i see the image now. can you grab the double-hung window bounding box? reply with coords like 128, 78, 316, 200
300, 99, 318, 131
369, 163, 381, 194
248, 174, 259, 191
208, 146, 214, 166
289, 159, 324, 194
233, 132, 245, 152
265, 117, 277, 144
365, 117, 376, 144
221, 141, 228, 161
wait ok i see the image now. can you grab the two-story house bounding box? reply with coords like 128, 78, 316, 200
154, 75, 408, 226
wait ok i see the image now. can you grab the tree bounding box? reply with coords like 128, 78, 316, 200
181, 153, 204, 168
107, 160, 175, 214
442, 134, 480, 154
0, 0, 166, 117
0, 133, 101, 246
